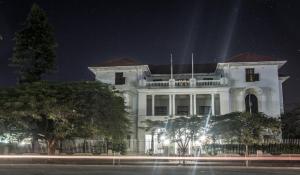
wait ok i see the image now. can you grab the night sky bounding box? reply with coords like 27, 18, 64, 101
0, 0, 300, 107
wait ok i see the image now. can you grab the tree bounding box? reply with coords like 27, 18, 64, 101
11, 3, 57, 83
209, 112, 280, 156
64, 82, 130, 142
0, 82, 78, 154
0, 81, 130, 154
144, 116, 206, 157
281, 108, 300, 139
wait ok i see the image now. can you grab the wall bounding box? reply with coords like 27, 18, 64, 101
223, 64, 281, 117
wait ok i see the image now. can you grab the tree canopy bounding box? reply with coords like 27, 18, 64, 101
281, 108, 300, 139
209, 112, 280, 155
0, 81, 130, 154
11, 3, 57, 83
144, 116, 206, 156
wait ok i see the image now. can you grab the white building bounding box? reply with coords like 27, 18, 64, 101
88, 53, 288, 154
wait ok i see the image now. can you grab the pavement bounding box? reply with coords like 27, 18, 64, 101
0, 165, 300, 175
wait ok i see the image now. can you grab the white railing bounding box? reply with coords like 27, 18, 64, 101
145, 81, 169, 87
141, 78, 228, 88
175, 80, 190, 87
196, 80, 221, 86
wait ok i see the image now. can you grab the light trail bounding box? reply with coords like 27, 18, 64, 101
0, 155, 300, 161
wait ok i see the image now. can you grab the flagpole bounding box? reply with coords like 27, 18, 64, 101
170, 53, 173, 79
192, 53, 194, 79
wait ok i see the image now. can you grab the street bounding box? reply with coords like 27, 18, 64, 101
0, 165, 299, 175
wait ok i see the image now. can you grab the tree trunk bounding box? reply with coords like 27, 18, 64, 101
83, 139, 87, 153
47, 138, 57, 155
245, 144, 249, 157
181, 147, 188, 165
245, 144, 249, 167
178, 145, 187, 165
31, 134, 38, 153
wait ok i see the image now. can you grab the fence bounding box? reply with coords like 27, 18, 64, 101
0, 138, 135, 155
203, 139, 300, 155
1, 139, 300, 155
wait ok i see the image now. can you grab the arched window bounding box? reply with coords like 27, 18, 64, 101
245, 94, 258, 113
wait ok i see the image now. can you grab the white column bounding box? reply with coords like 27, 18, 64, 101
193, 94, 196, 115
220, 91, 230, 115
152, 94, 155, 116
169, 94, 172, 115
172, 95, 176, 115
190, 94, 193, 115
211, 94, 215, 115
138, 93, 147, 116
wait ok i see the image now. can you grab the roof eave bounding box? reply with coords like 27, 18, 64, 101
88, 65, 150, 72
279, 76, 290, 83
217, 60, 287, 69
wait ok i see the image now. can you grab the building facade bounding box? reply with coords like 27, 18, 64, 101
88, 53, 288, 154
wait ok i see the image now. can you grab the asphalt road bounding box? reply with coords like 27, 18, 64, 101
0, 165, 300, 175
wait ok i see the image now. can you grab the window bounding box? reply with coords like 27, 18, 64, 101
199, 106, 211, 115
154, 95, 169, 116
245, 94, 258, 113
115, 72, 125, 85
196, 94, 211, 115
245, 68, 259, 82
177, 106, 189, 115
175, 95, 190, 115
146, 95, 152, 116
155, 106, 168, 115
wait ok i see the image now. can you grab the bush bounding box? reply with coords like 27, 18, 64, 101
112, 141, 127, 155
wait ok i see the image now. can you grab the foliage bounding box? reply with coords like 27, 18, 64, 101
112, 140, 127, 155
281, 108, 300, 139
209, 112, 280, 155
203, 142, 300, 155
144, 116, 206, 156
11, 3, 57, 83
0, 81, 130, 154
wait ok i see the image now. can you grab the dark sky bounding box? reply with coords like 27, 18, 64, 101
0, 0, 300, 107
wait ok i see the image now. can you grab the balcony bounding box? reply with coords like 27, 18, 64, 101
139, 78, 228, 88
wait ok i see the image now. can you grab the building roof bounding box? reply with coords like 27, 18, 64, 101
96, 57, 142, 67
225, 53, 279, 63
149, 63, 217, 74
93, 57, 216, 74
93, 53, 284, 73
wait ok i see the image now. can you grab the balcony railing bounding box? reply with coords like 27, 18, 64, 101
175, 80, 190, 87
196, 80, 221, 86
146, 81, 169, 87
140, 78, 228, 88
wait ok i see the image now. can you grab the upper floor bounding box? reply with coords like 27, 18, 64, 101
88, 53, 288, 91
